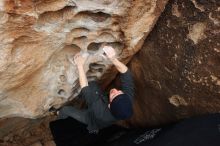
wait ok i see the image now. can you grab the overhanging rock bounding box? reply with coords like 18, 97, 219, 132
0, 0, 168, 118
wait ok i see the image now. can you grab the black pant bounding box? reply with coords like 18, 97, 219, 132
58, 106, 88, 124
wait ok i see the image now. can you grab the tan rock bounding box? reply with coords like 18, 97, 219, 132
30, 141, 42, 146
0, 0, 168, 118
44, 140, 56, 146
187, 22, 206, 44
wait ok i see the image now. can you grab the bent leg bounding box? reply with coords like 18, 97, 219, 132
58, 106, 88, 124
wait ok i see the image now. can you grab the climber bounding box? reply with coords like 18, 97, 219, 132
57, 46, 134, 133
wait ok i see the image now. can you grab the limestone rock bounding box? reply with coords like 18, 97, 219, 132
0, 0, 168, 118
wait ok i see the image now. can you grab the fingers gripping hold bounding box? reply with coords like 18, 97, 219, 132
102, 46, 116, 60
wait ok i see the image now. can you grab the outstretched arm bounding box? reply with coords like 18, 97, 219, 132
74, 53, 88, 89
103, 46, 128, 73
110, 58, 128, 73
103, 46, 134, 101
75, 53, 99, 106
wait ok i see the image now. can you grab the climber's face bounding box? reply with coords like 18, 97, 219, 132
109, 88, 123, 103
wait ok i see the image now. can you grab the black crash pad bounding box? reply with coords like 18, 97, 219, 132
50, 114, 220, 146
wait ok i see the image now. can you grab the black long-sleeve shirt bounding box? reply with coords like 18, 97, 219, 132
80, 69, 134, 131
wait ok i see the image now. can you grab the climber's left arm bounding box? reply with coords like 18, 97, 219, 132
103, 46, 134, 101
74, 53, 88, 89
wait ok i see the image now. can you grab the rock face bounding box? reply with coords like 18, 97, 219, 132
125, 0, 220, 127
0, 0, 219, 145
0, 0, 168, 118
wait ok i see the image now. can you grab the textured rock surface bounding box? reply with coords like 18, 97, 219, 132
0, 0, 168, 118
0, 0, 219, 145
124, 0, 220, 127
0, 116, 55, 146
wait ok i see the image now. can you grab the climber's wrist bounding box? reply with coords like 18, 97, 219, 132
77, 64, 83, 68
110, 57, 118, 63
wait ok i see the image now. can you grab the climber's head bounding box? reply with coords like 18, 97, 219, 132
109, 88, 123, 102
108, 88, 133, 120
